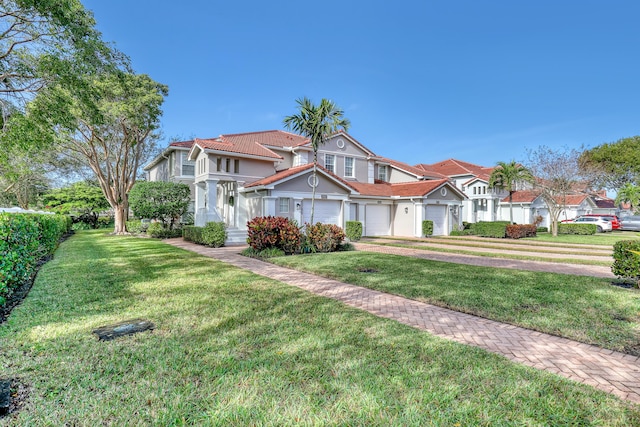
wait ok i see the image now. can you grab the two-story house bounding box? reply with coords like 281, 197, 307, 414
144, 130, 466, 243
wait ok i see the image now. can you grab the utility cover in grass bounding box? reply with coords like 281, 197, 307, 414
93, 319, 155, 341
0, 380, 10, 415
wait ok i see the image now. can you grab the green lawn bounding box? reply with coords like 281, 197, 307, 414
270, 252, 640, 355
1, 231, 639, 425
526, 231, 640, 245
359, 240, 612, 266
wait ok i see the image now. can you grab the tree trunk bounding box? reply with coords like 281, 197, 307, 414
310, 152, 318, 225
508, 192, 514, 224
113, 203, 128, 234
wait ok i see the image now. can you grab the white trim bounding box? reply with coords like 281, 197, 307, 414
344, 156, 355, 178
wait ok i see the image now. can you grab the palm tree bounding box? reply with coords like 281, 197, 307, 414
283, 97, 350, 224
616, 183, 640, 214
488, 160, 534, 224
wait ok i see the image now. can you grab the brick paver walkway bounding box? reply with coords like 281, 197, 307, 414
165, 239, 640, 404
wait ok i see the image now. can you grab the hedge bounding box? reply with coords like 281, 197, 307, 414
557, 223, 596, 235
422, 220, 434, 237
183, 222, 226, 247
247, 216, 301, 254
470, 221, 507, 238
612, 240, 640, 286
0, 213, 71, 307
345, 221, 362, 241
505, 224, 537, 239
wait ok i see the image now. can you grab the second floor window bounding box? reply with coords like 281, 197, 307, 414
378, 165, 388, 182
181, 152, 195, 176
325, 154, 335, 173
345, 157, 355, 178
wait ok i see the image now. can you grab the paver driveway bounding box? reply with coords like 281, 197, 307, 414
164, 239, 640, 404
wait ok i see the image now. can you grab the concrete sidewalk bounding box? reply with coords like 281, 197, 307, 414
164, 239, 640, 404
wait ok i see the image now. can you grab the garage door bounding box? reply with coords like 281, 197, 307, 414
426, 205, 447, 236
365, 204, 390, 236
302, 200, 341, 225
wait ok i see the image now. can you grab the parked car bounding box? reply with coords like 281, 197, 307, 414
581, 214, 621, 230
620, 215, 640, 231
571, 216, 613, 232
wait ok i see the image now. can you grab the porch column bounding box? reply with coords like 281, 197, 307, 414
414, 201, 424, 237
205, 179, 222, 224
487, 198, 494, 221
195, 183, 206, 226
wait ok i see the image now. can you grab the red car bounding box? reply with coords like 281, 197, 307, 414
580, 214, 621, 230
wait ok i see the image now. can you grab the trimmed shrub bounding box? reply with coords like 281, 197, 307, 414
183, 222, 226, 247
126, 220, 146, 234
470, 222, 507, 238
537, 227, 548, 233
612, 240, 640, 286
183, 225, 204, 243
345, 221, 363, 241
505, 224, 537, 239
202, 222, 227, 247
147, 222, 183, 239
557, 223, 596, 235
450, 229, 475, 236
0, 213, 70, 307
247, 216, 301, 254
305, 223, 346, 253
422, 220, 434, 237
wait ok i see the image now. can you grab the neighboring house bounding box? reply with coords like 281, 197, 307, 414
500, 190, 598, 228
144, 130, 466, 243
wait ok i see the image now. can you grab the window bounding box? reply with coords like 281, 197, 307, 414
216, 157, 222, 172
279, 198, 290, 213
377, 165, 388, 182
234, 159, 240, 174
345, 157, 355, 178
225, 158, 230, 172
181, 152, 195, 176
473, 187, 477, 195
325, 154, 335, 173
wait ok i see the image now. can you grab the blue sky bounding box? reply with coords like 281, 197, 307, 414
82, 0, 640, 167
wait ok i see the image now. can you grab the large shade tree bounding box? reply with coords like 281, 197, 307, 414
32, 72, 168, 234
526, 146, 588, 236
283, 97, 350, 224
488, 160, 533, 224
579, 136, 640, 189
0, 0, 121, 118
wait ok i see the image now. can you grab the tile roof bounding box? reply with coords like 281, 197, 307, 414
169, 140, 195, 148
380, 157, 447, 179
244, 164, 357, 191
350, 179, 454, 197
502, 191, 591, 206
244, 164, 315, 188
416, 159, 492, 177
223, 130, 309, 148
502, 190, 541, 203
194, 135, 283, 160
593, 198, 616, 209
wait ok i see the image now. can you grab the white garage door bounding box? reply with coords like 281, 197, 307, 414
366, 204, 390, 236
426, 205, 447, 236
302, 200, 341, 225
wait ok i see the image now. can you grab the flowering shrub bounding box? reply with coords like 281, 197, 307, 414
305, 223, 346, 253
246, 216, 301, 254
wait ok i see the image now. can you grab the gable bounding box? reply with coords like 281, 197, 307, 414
319, 133, 375, 158
275, 170, 350, 195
